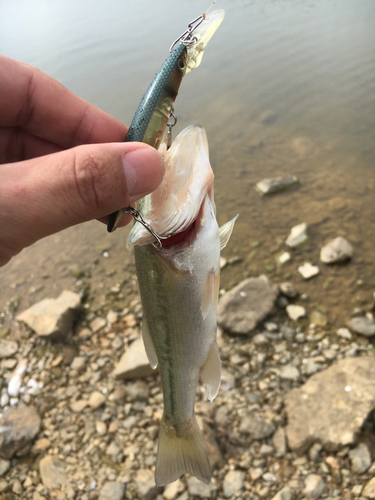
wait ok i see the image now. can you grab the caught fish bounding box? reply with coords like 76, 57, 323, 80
107, 7, 225, 232
127, 124, 237, 486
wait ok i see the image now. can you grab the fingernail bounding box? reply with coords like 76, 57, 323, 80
122, 147, 164, 201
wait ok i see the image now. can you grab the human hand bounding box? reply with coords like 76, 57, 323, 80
0, 56, 165, 267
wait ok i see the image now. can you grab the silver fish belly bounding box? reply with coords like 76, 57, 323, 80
127, 125, 237, 486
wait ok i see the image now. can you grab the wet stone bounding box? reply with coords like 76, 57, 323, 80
256, 175, 299, 195
286, 222, 308, 248
0, 404, 41, 459
349, 317, 375, 337
320, 236, 353, 264
99, 481, 125, 500
217, 277, 279, 335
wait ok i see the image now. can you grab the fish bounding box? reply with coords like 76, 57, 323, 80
107, 7, 225, 232
127, 124, 238, 486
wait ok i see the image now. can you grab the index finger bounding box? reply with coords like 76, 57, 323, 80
0, 55, 128, 149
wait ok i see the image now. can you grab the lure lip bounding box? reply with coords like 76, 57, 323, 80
185, 9, 225, 73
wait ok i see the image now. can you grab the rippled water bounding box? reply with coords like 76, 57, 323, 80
1, 0, 375, 325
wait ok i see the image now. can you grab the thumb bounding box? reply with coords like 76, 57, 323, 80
0, 142, 164, 264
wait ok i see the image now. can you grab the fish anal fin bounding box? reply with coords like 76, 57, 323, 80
219, 214, 239, 251
200, 342, 221, 402
155, 416, 211, 487
142, 318, 158, 369
201, 270, 220, 320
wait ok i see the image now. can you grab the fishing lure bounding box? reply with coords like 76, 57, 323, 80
107, 4, 224, 233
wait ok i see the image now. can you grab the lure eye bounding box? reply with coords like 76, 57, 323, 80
178, 58, 185, 71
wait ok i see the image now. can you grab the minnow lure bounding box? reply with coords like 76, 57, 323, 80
107, 6, 224, 232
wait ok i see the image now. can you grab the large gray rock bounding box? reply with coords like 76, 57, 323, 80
113, 337, 156, 380
0, 404, 41, 459
320, 236, 353, 264
285, 357, 375, 453
349, 317, 375, 337
0, 339, 18, 359
39, 456, 70, 489
217, 278, 279, 335
255, 176, 299, 195
16, 290, 81, 340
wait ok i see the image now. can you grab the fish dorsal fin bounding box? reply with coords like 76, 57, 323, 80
200, 342, 221, 401
219, 214, 239, 251
142, 318, 158, 369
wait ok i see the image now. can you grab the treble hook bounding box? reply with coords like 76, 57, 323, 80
125, 207, 163, 251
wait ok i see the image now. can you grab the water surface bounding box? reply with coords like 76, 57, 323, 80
1, 0, 374, 326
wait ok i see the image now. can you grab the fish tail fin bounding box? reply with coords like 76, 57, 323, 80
155, 416, 211, 487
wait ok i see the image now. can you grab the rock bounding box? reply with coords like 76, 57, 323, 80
12, 479, 22, 495
239, 414, 275, 439
187, 477, 216, 498
134, 469, 158, 500
279, 282, 298, 298
303, 474, 326, 499
272, 428, 287, 457
7, 358, 27, 397
349, 443, 372, 474
95, 421, 107, 436
217, 277, 279, 335
278, 252, 291, 265
108, 386, 127, 403
286, 305, 306, 321
70, 400, 88, 412
271, 486, 295, 500
302, 358, 321, 376
114, 337, 156, 379
310, 311, 327, 327
0, 459, 10, 477
88, 391, 106, 409
280, 365, 300, 381
349, 317, 375, 337
0, 340, 18, 359
222, 470, 245, 498
99, 481, 125, 500
298, 263, 320, 279
285, 356, 375, 453
320, 237, 353, 264
163, 479, 184, 500
90, 317, 106, 333
337, 328, 352, 340
31, 438, 51, 454
16, 290, 81, 340
70, 356, 87, 372
0, 404, 41, 459
256, 176, 299, 195
39, 456, 70, 489
286, 223, 308, 248
363, 477, 375, 498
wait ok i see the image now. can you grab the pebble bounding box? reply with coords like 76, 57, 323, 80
280, 365, 300, 380
163, 479, 184, 500
0, 459, 11, 477
286, 222, 308, 247
0, 393, 9, 407
8, 358, 28, 397
70, 356, 87, 372
286, 305, 306, 321
303, 474, 326, 499
95, 421, 107, 436
320, 236, 353, 264
0, 404, 41, 459
278, 251, 291, 264
273, 427, 287, 457
337, 327, 352, 340
349, 443, 372, 474
114, 337, 155, 379
31, 438, 51, 454
12, 479, 23, 494
239, 414, 275, 439
0, 339, 18, 359
39, 456, 70, 489
256, 175, 299, 195
99, 481, 125, 500
298, 263, 320, 279
186, 477, 216, 498
271, 486, 295, 500
362, 477, 375, 499
134, 469, 158, 500
349, 316, 375, 337
90, 316, 107, 333
222, 470, 245, 498
88, 391, 106, 409
279, 282, 298, 298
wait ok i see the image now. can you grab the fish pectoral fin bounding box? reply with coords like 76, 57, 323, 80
219, 214, 239, 251
142, 318, 158, 369
201, 269, 220, 320
155, 416, 211, 487
200, 342, 221, 402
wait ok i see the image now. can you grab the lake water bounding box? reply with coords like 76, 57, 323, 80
1, 0, 375, 327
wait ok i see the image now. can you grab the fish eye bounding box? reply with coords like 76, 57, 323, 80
178, 58, 185, 70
